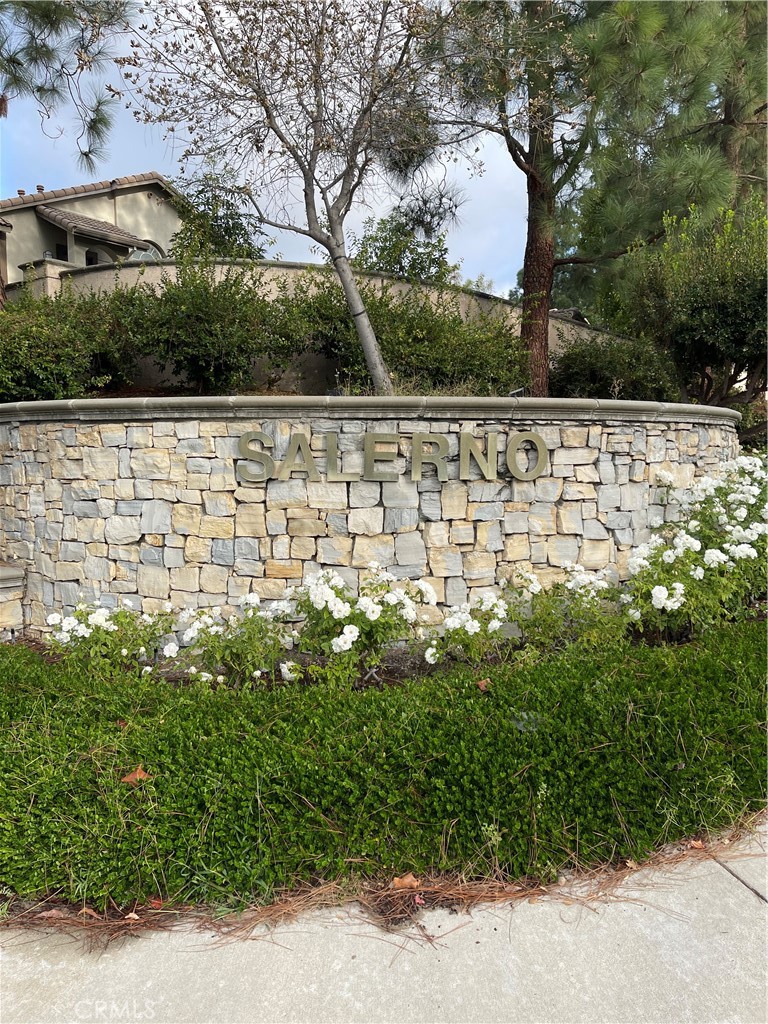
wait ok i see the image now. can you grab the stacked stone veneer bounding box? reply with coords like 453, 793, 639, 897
0, 397, 739, 630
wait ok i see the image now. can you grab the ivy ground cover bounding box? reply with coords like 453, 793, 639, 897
0, 620, 764, 911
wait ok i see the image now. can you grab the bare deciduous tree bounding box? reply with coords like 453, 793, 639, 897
122, 0, 445, 395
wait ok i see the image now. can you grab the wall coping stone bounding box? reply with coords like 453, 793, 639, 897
0, 396, 741, 426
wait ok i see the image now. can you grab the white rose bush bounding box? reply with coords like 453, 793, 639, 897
46, 600, 176, 679
43, 455, 766, 687
621, 455, 767, 638
292, 565, 436, 687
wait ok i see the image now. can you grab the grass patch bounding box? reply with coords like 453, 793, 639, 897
0, 622, 764, 911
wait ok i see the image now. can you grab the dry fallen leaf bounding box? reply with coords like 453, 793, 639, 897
689, 839, 706, 850
148, 898, 164, 910
36, 909, 66, 920
626, 859, 639, 869
124, 912, 140, 921
475, 677, 491, 692
392, 872, 421, 890
77, 907, 101, 919
121, 765, 151, 786
116, 719, 128, 730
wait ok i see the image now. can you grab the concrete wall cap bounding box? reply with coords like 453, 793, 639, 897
0, 395, 742, 425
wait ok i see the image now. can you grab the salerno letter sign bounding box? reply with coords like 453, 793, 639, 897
237, 430, 548, 484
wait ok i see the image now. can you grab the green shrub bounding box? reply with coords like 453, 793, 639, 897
132, 262, 279, 394
1, 267, 528, 400
623, 454, 767, 638
550, 332, 680, 403
0, 288, 122, 402
0, 622, 764, 909
274, 272, 530, 395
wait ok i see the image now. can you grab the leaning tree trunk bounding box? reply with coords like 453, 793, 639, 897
519, 0, 555, 399
332, 249, 394, 396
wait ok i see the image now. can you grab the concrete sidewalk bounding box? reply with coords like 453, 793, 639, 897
1, 832, 766, 1024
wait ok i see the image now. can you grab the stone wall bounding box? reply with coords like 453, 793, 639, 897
0, 397, 740, 631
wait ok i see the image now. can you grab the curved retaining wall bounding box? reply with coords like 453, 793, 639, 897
0, 397, 740, 630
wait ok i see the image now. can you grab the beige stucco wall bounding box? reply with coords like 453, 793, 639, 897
2, 184, 180, 284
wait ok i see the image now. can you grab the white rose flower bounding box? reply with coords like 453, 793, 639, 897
703, 548, 728, 567
163, 642, 179, 659
46, 613, 62, 626
424, 646, 438, 665
651, 585, 669, 610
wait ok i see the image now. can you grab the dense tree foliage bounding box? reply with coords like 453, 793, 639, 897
348, 215, 460, 286
169, 173, 268, 261
600, 193, 767, 409
430, 1, 766, 395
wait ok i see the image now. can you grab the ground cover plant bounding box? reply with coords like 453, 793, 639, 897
0, 456, 765, 913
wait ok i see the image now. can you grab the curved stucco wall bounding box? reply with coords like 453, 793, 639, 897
0, 397, 740, 630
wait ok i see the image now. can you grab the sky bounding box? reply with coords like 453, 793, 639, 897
1, 94, 529, 297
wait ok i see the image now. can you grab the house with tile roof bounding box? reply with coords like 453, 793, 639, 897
0, 171, 181, 291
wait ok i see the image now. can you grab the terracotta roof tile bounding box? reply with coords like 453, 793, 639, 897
35, 206, 150, 249
0, 171, 173, 210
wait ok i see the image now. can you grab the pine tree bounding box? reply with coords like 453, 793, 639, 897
435, 1, 764, 396
0, 1, 131, 168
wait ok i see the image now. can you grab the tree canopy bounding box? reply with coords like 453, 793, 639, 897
430, 0, 767, 395
348, 214, 460, 285
122, 0, 450, 394
600, 193, 767, 409
169, 173, 268, 261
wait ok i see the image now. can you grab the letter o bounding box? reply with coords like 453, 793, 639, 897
506, 431, 548, 480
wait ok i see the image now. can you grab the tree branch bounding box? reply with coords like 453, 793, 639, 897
553, 228, 666, 267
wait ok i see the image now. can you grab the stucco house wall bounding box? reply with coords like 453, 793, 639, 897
0, 173, 180, 286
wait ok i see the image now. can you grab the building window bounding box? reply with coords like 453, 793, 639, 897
85, 248, 113, 266
55, 243, 68, 261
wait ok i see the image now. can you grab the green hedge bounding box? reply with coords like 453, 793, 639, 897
0, 622, 764, 909
550, 332, 681, 403
0, 270, 529, 400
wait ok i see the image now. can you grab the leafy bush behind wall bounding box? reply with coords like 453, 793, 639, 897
0, 264, 529, 400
